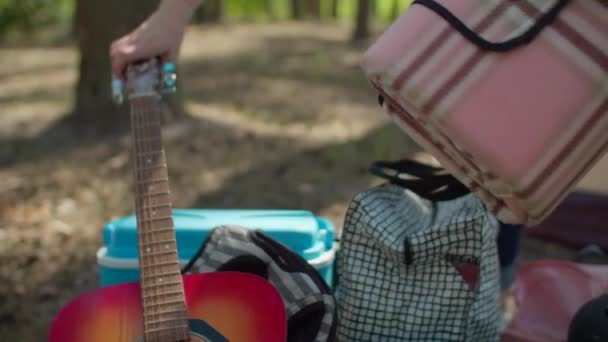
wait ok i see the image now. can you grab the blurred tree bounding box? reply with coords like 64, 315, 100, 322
352, 0, 371, 41
307, 0, 321, 19
194, 0, 223, 23
0, 0, 72, 40
291, 0, 302, 19
370, 0, 377, 17
390, 0, 402, 21
72, 0, 184, 133
292, 0, 325, 21
331, 0, 339, 18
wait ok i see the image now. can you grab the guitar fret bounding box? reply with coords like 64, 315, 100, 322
134, 154, 166, 166
141, 271, 180, 281
140, 261, 179, 270
136, 148, 162, 154
138, 215, 173, 223
131, 121, 161, 130
135, 200, 172, 219
134, 137, 161, 144
136, 189, 170, 197
145, 317, 189, 327
139, 228, 175, 236
137, 181, 169, 190
143, 308, 188, 318
144, 324, 190, 334
136, 191, 170, 199
139, 203, 172, 211
135, 164, 167, 173
136, 194, 171, 207
146, 249, 177, 257
134, 149, 163, 158
143, 291, 183, 301
142, 280, 183, 290
140, 263, 180, 277
142, 295, 186, 306
141, 299, 187, 307
137, 178, 169, 185
137, 191, 170, 200
132, 136, 162, 148
140, 239, 177, 248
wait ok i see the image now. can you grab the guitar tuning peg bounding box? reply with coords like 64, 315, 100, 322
162, 62, 176, 74
161, 62, 177, 95
111, 75, 124, 105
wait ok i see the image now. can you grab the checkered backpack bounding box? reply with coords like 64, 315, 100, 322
335, 159, 502, 341
182, 225, 337, 342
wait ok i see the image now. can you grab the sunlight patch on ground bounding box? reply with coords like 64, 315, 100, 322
0, 67, 76, 105
0, 46, 77, 138
0, 101, 71, 138
180, 22, 352, 63
0, 46, 77, 76
186, 101, 386, 147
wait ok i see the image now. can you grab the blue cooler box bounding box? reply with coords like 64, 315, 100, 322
97, 209, 336, 287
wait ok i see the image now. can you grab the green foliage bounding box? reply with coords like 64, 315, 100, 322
0, 0, 415, 40
335, 0, 414, 24
224, 0, 290, 21
217, 0, 414, 23
0, 0, 73, 39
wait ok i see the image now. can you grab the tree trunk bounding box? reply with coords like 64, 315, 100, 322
291, 0, 302, 19
331, 0, 339, 18
370, 0, 377, 18
352, 0, 371, 41
72, 0, 184, 135
194, 0, 223, 23
390, 0, 401, 21
308, 0, 321, 19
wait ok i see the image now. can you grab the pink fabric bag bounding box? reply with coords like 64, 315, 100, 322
362, 0, 607, 225
501, 260, 608, 342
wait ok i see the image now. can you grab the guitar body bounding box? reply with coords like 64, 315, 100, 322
50, 60, 287, 341
49, 272, 287, 342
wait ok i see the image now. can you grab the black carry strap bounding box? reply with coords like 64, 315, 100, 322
370, 159, 471, 201
413, 0, 569, 52
574, 244, 608, 265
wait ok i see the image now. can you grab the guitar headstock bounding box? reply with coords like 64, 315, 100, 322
111, 58, 177, 105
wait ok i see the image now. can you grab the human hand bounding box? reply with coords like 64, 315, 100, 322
110, 0, 199, 78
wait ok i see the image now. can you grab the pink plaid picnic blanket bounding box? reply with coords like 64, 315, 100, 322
362, 0, 607, 225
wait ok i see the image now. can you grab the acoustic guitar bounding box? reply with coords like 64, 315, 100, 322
48, 59, 287, 342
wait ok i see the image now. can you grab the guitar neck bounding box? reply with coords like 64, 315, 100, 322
129, 95, 190, 341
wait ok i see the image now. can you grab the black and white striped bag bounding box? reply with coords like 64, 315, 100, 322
335, 160, 502, 341
182, 225, 337, 342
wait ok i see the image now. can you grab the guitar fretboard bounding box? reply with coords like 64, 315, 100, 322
129, 95, 190, 341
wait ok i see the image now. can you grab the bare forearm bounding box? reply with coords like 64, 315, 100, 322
110, 0, 206, 75
158, 0, 204, 23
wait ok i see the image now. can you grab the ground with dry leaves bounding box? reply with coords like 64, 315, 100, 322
1, 22, 604, 341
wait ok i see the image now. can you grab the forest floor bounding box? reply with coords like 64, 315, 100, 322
1, 22, 606, 341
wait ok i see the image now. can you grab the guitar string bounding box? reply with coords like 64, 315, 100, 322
148, 99, 179, 342
139, 101, 156, 342
153, 97, 188, 342
131, 99, 145, 341
133, 100, 155, 342
137, 100, 160, 342
126, 96, 136, 342
157, 98, 187, 342
141, 97, 187, 342
141, 100, 158, 342
131, 98, 143, 342
145, 100, 164, 342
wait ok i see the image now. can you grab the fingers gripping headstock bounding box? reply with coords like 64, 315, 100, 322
111, 58, 177, 105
